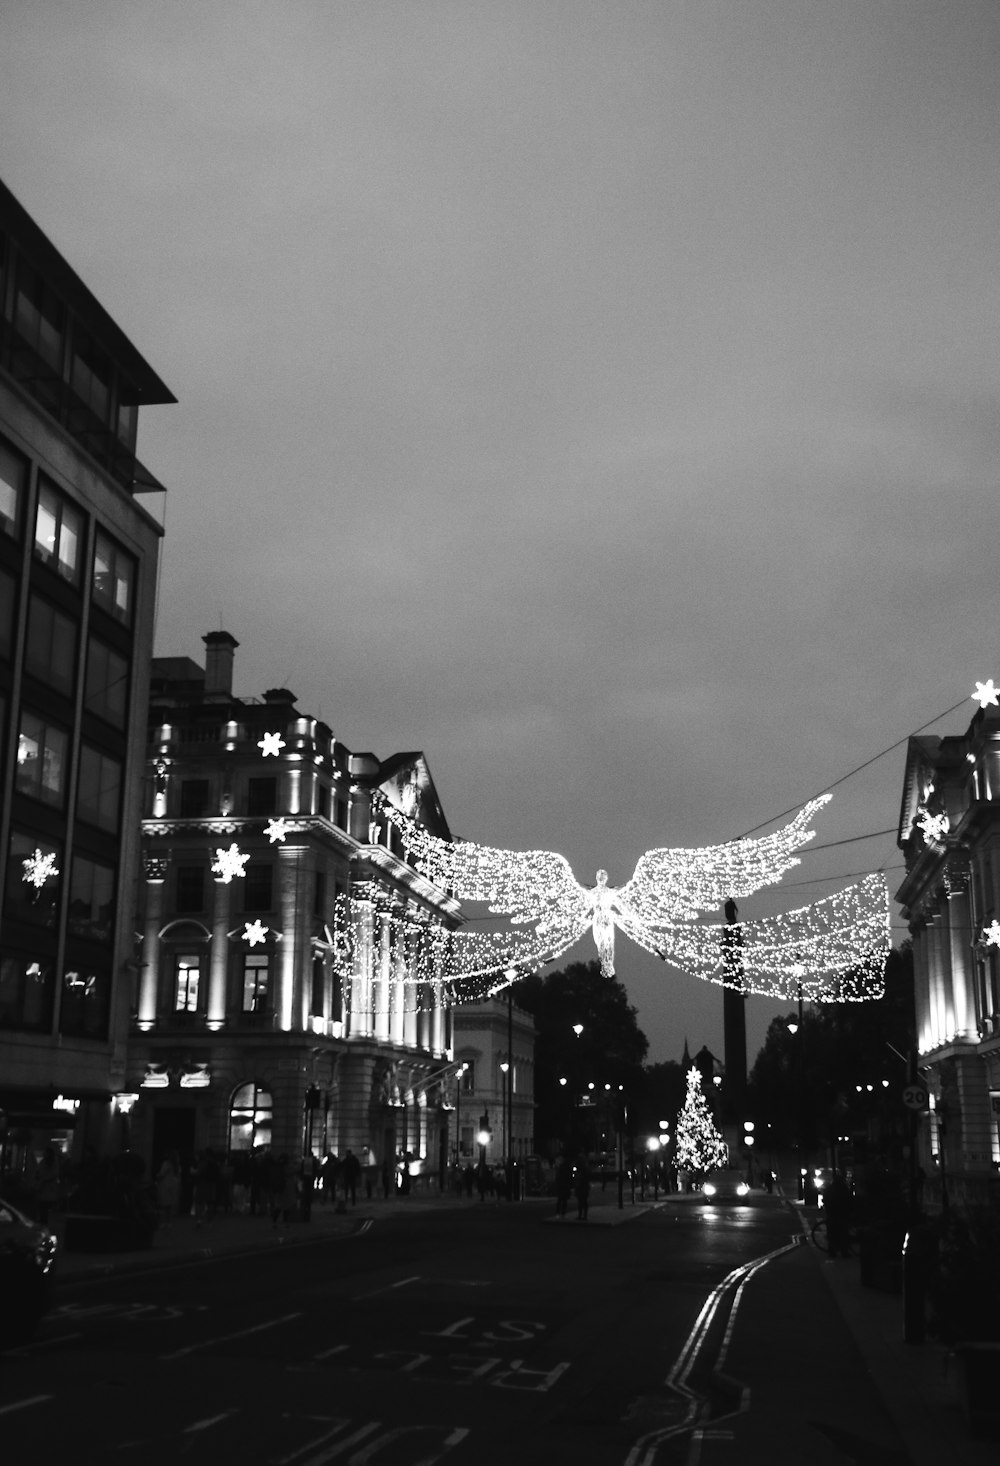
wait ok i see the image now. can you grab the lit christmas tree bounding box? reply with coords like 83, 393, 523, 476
675, 1067, 729, 1177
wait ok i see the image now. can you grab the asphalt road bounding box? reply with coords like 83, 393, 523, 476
0, 1196, 912, 1466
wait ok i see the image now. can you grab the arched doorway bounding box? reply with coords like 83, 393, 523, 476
228, 1081, 272, 1154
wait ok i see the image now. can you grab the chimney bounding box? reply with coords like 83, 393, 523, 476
202, 630, 239, 700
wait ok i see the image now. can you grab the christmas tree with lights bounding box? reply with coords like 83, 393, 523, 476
675, 1067, 729, 1177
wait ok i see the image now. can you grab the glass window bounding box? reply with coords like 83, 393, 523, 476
116, 399, 137, 450
84, 637, 129, 727
0, 435, 26, 538
25, 594, 77, 697
175, 866, 206, 914
4, 830, 62, 928
241, 953, 271, 1013
179, 779, 210, 817
13, 261, 64, 370
0, 569, 16, 661
246, 776, 276, 817
67, 856, 116, 942
59, 964, 110, 1039
243, 864, 273, 913
34, 481, 83, 584
310, 952, 325, 1016
15, 711, 68, 807
92, 530, 134, 625
228, 1082, 272, 1154
460, 1062, 475, 1094
77, 745, 122, 833
0, 954, 55, 1033
71, 333, 111, 423
173, 953, 201, 1013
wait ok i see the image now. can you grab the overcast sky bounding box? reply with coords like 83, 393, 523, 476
3, 2, 999, 1066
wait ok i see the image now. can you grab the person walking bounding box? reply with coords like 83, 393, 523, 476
342, 1149, 361, 1206
554, 1154, 572, 1219
574, 1155, 591, 1222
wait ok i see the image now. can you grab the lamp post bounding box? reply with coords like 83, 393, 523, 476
454, 1061, 468, 1169
499, 1060, 510, 1193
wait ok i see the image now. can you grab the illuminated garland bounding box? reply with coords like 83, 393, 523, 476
332, 792, 889, 1005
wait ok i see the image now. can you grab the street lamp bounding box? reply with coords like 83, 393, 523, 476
499, 1060, 510, 1195
454, 1061, 468, 1168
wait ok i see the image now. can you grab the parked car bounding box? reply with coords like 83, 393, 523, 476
701, 1168, 751, 1202
0, 1197, 57, 1347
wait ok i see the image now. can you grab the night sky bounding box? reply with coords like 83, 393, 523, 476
3, 2, 999, 1064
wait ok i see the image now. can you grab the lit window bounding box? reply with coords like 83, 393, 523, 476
15, 710, 68, 807
0, 436, 26, 538
174, 954, 201, 1013
92, 530, 135, 625
34, 481, 83, 583
242, 954, 270, 1013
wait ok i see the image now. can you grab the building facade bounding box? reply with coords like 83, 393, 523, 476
896, 704, 1000, 1207
0, 179, 173, 1177
452, 995, 535, 1166
130, 634, 467, 1186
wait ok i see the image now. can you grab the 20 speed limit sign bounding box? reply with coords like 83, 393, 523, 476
902, 1083, 929, 1111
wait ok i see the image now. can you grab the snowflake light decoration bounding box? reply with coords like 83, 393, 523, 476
258, 731, 286, 757
972, 679, 999, 710
211, 843, 250, 883
265, 817, 289, 843
22, 848, 59, 889
242, 920, 269, 947
982, 920, 1000, 948
918, 810, 950, 843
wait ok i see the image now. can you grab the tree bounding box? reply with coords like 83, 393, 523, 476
513, 960, 649, 1157
675, 1067, 729, 1178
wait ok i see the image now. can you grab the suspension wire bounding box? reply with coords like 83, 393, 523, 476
737, 695, 971, 840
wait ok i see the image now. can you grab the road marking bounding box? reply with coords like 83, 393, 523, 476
184, 1409, 239, 1433
161, 1310, 302, 1359
0, 1395, 53, 1417
353, 1273, 420, 1300
13, 1331, 83, 1351
273, 1418, 380, 1465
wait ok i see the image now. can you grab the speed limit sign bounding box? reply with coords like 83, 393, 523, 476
902, 1083, 929, 1111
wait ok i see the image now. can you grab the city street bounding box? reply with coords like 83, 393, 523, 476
0, 1194, 931, 1466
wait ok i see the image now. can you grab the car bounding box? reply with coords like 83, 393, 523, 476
700, 1168, 751, 1202
0, 1196, 57, 1347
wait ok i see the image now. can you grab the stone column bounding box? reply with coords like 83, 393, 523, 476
375, 906, 392, 1041
276, 843, 308, 1032
139, 855, 168, 1025
350, 884, 374, 1038
945, 864, 976, 1041
208, 872, 231, 1027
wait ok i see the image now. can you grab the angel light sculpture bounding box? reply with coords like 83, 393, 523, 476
374, 792, 890, 1004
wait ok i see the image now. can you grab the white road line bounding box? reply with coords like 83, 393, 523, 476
353, 1274, 420, 1300
0, 1395, 54, 1417
13, 1331, 83, 1352
161, 1310, 302, 1359
184, 1409, 239, 1433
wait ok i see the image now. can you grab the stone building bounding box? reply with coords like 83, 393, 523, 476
896, 701, 1000, 1205
0, 178, 173, 1175
129, 633, 465, 1186
452, 995, 535, 1166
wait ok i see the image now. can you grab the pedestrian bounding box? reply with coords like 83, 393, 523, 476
554, 1154, 572, 1219
342, 1149, 361, 1205
574, 1155, 591, 1222
475, 1159, 491, 1201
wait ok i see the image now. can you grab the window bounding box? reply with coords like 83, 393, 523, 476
25, 595, 77, 697
67, 856, 115, 942
116, 399, 137, 450
228, 1082, 272, 1154
71, 333, 111, 423
0, 955, 55, 1033
0, 435, 26, 538
241, 954, 271, 1013
173, 953, 201, 1013
0, 570, 16, 661
175, 866, 206, 914
77, 745, 122, 833
243, 864, 273, 913
84, 637, 129, 727
311, 953, 325, 1017
15, 711, 68, 807
13, 261, 64, 370
92, 530, 134, 625
246, 776, 276, 817
34, 481, 83, 583
59, 965, 111, 1039
4, 831, 62, 928
179, 779, 210, 817
460, 1062, 475, 1094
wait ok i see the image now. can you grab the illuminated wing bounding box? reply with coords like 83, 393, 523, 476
618, 795, 831, 924
622, 874, 890, 1002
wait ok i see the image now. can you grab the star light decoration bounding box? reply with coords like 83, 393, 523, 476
211, 843, 250, 883
242, 920, 269, 947
981, 920, 1000, 948
258, 731, 286, 757
917, 810, 950, 843
21, 848, 59, 889
331, 791, 890, 1007
265, 817, 289, 843
972, 679, 999, 710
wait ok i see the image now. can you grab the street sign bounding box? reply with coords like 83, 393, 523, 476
902, 1083, 929, 1111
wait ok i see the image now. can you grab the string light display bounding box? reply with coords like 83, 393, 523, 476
258, 731, 286, 757
211, 843, 250, 883
982, 920, 1000, 948
242, 920, 269, 946
265, 817, 289, 843
675, 1068, 729, 1176
21, 848, 59, 888
334, 791, 890, 1006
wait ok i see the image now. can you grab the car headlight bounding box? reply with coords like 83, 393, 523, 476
702, 1183, 717, 1196
737, 1183, 750, 1197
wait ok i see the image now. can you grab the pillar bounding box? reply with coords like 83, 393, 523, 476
139, 855, 167, 1026
208, 872, 231, 1027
